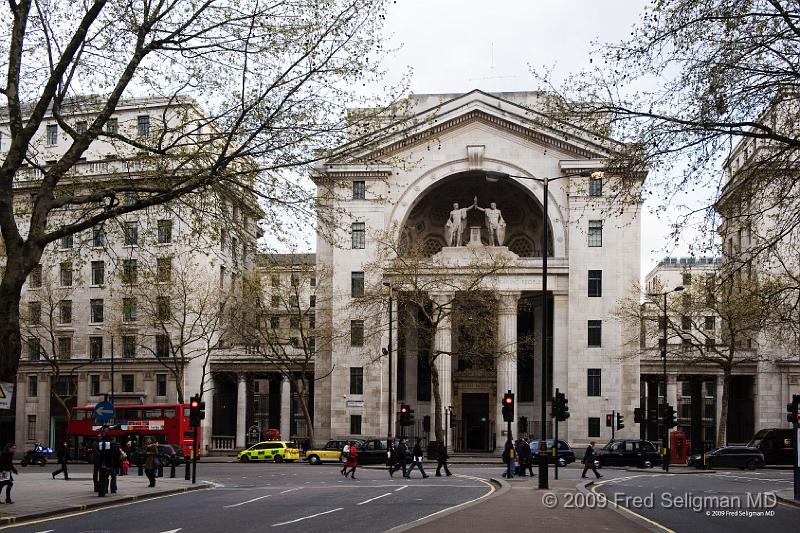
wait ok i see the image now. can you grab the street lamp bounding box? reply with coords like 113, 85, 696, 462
382, 280, 393, 441
646, 285, 684, 472
486, 168, 601, 489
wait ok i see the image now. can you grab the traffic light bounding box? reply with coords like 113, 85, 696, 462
189, 395, 205, 428
634, 407, 644, 424
648, 408, 659, 423
616, 413, 625, 431
399, 403, 414, 426
502, 391, 514, 422
606, 413, 613, 427
786, 395, 800, 424
551, 391, 569, 422
664, 404, 677, 429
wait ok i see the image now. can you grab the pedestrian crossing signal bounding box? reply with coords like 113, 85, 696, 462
606, 413, 613, 427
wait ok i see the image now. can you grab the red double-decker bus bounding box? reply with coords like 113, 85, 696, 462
67, 403, 201, 459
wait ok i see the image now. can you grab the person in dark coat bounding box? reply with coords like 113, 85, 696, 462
52, 441, 69, 480
0, 443, 18, 503
406, 438, 428, 479
393, 438, 409, 477
144, 439, 158, 487
581, 441, 602, 479
435, 441, 451, 477
109, 438, 122, 493
518, 438, 533, 477
502, 438, 515, 479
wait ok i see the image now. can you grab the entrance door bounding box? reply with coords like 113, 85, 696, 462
462, 393, 490, 451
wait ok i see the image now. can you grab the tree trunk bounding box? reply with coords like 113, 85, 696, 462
295, 376, 315, 446
429, 335, 444, 443
717, 370, 731, 447
0, 261, 28, 383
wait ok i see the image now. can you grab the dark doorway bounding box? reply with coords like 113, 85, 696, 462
727, 376, 755, 443
461, 393, 490, 451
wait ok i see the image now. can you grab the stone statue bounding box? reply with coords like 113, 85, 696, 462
473, 196, 506, 246
445, 202, 474, 247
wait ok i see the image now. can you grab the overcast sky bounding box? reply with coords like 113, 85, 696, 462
376, 0, 702, 276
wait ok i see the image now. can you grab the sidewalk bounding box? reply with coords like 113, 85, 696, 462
0, 468, 209, 525
403, 476, 648, 533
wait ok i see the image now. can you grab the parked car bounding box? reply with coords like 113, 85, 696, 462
596, 439, 661, 468
305, 440, 365, 465
688, 446, 764, 470
132, 444, 185, 467
237, 441, 299, 463
528, 439, 576, 467
747, 428, 794, 465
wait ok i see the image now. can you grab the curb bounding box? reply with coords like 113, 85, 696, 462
0, 483, 212, 526
578, 480, 668, 533
776, 494, 800, 509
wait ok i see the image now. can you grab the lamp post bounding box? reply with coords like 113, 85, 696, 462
646, 285, 684, 472
486, 169, 599, 489
383, 281, 393, 441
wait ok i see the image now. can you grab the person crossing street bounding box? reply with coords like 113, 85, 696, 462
406, 438, 428, 479
435, 441, 451, 477
581, 441, 602, 479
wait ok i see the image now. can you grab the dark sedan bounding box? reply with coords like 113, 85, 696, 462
529, 439, 576, 467
688, 446, 764, 470
131, 444, 185, 467
596, 439, 661, 468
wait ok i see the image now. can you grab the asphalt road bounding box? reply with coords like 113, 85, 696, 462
592, 467, 800, 532
2, 462, 494, 533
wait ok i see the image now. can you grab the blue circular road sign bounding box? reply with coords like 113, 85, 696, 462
93, 401, 115, 422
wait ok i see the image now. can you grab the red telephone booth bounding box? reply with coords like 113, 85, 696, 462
670, 429, 688, 464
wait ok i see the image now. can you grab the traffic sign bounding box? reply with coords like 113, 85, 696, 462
93, 401, 115, 422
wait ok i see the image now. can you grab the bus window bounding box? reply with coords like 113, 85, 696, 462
164, 408, 176, 419
126, 409, 143, 420
73, 409, 86, 421
144, 408, 163, 419
183, 408, 190, 418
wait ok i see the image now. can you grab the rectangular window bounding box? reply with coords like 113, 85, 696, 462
271, 275, 280, 288
90, 374, 100, 396
309, 313, 316, 329
29, 265, 42, 288
290, 272, 299, 286
122, 335, 136, 358
588, 220, 603, 247
59, 262, 72, 287
92, 225, 105, 247
353, 181, 365, 200
121, 374, 134, 393
157, 257, 172, 282
587, 368, 601, 396
704, 316, 715, 330
28, 376, 38, 397
105, 118, 118, 135
681, 316, 692, 330
57, 337, 71, 359
350, 415, 362, 435
350, 320, 364, 347
46, 124, 58, 145
137, 115, 150, 136
682, 272, 692, 286
705, 338, 716, 348
28, 338, 41, 361
289, 316, 300, 329
270, 316, 280, 329
588, 320, 601, 346
588, 417, 600, 438
588, 177, 602, 196
123, 297, 137, 322
271, 295, 281, 309
122, 259, 138, 284
60, 234, 73, 249
350, 367, 364, 394
124, 191, 138, 206
351, 271, 365, 297
89, 336, 103, 359
76, 121, 87, 135
124, 221, 138, 245
90, 298, 104, 323
59, 300, 72, 324
156, 335, 170, 358
588, 270, 602, 297
351, 222, 365, 249
28, 301, 41, 325
156, 297, 170, 321
309, 295, 316, 308
27, 415, 36, 441
91, 260, 105, 285
231, 238, 238, 264
157, 219, 172, 243
156, 374, 167, 397
310, 277, 316, 287
219, 265, 225, 288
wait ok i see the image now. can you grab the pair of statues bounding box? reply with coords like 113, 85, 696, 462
445, 196, 506, 247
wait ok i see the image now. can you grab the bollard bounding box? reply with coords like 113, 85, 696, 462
185, 455, 191, 480
138, 463, 144, 476
170, 462, 176, 478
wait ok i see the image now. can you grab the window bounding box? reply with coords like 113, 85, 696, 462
290, 337, 299, 348
59, 300, 72, 324
76, 121, 87, 135
137, 115, 150, 136
309, 295, 316, 308
309, 313, 316, 329
29, 265, 42, 288
46, 124, 58, 145
588, 417, 600, 438
219, 265, 225, 288
351, 222, 365, 249
28, 301, 41, 325
231, 238, 238, 264
123, 297, 137, 322
310, 277, 316, 287
705, 338, 716, 348
270, 316, 280, 329
588, 270, 602, 297
89, 336, 103, 359
90, 299, 104, 323
350, 415, 362, 435
289, 316, 300, 329
28, 376, 37, 397
308, 337, 316, 352
588, 177, 602, 196
28, 338, 41, 361
290, 272, 299, 286
90, 374, 100, 396
350, 320, 364, 346
123, 221, 138, 245
27, 415, 36, 441
121, 374, 134, 393
156, 374, 167, 397
350, 367, 364, 394
156, 297, 170, 321
587, 320, 601, 346
60, 234, 73, 249
122, 259, 138, 284
681, 316, 692, 330
587, 368, 601, 396
105, 118, 118, 135
91, 260, 105, 285
588, 220, 603, 247
92, 225, 105, 247
219, 228, 227, 251
682, 272, 692, 286
157, 257, 172, 282
271, 275, 280, 288
157, 220, 172, 243
122, 335, 136, 358
156, 335, 170, 358
704, 316, 715, 330
271, 295, 281, 308
351, 271, 365, 297
353, 181, 365, 200
123, 191, 138, 206
59, 262, 72, 287
57, 337, 71, 359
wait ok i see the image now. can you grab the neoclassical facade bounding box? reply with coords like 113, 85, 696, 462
314, 91, 643, 450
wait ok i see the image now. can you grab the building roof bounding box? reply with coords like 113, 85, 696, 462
256, 253, 316, 268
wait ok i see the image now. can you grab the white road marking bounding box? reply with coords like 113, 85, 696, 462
34, 530, 55, 533
707, 473, 791, 483
395, 485, 408, 492
357, 492, 393, 505
271, 507, 343, 527
224, 494, 272, 508
158, 530, 182, 533
280, 487, 303, 494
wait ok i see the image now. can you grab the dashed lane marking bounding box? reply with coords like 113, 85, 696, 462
395, 485, 408, 492
280, 488, 303, 494
224, 494, 272, 508
357, 493, 393, 505
271, 507, 343, 527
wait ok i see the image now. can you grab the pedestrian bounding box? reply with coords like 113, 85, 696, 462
109, 438, 122, 493
52, 441, 70, 480
144, 439, 158, 487
581, 441, 602, 479
340, 441, 350, 476
0, 443, 18, 504
521, 438, 534, 477
387, 441, 396, 477
435, 441, 451, 477
502, 437, 515, 479
344, 441, 358, 479
406, 438, 428, 478
394, 438, 409, 477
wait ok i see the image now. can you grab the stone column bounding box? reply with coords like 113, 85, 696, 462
235, 374, 247, 449
715, 374, 724, 445
202, 374, 215, 453
280, 376, 291, 440
666, 374, 678, 445
431, 293, 453, 450
496, 291, 520, 449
